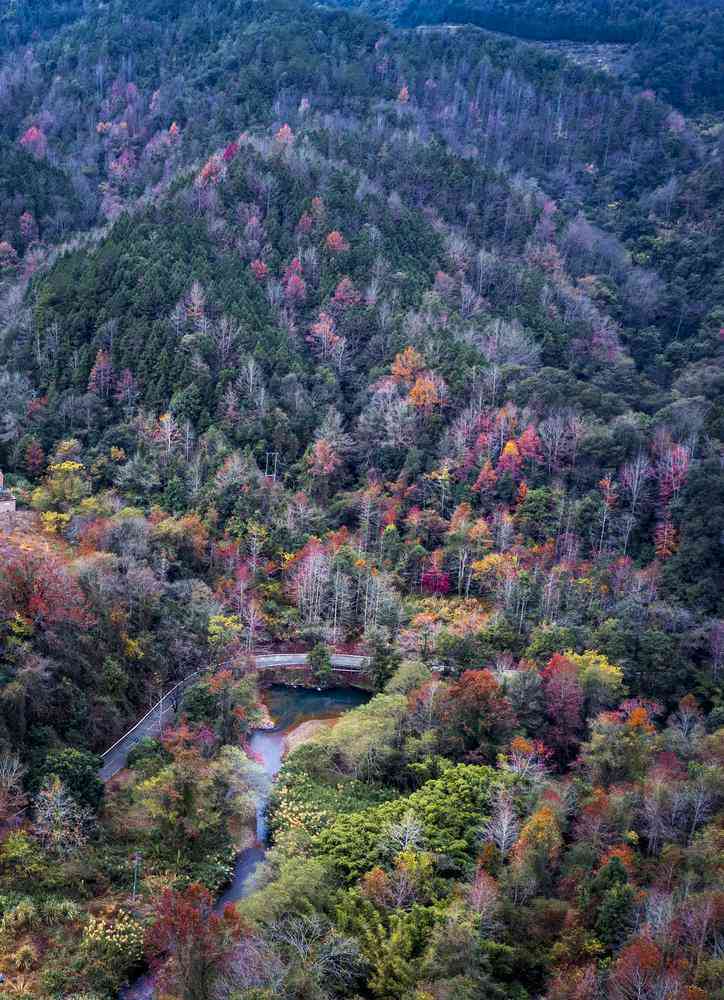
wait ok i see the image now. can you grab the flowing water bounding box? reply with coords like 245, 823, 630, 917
121, 684, 369, 999
216, 684, 369, 907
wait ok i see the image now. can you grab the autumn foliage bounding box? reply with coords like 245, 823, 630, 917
148, 884, 245, 999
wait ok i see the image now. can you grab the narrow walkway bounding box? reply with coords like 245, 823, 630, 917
100, 653, 365, 780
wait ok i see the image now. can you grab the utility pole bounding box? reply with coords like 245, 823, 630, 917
132, 852, 142, 900
265, 451, 279, 481
151, 672, 163, 733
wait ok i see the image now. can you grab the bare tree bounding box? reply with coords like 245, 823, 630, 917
212, 315, 239, 369
481, 789, 519, 858
33, 777, 94, 857
382, 810, 424, 855
620, 452, 653, 553
467, 869, 500, 933
267, 915, 362, 995
0, 752, 27, 825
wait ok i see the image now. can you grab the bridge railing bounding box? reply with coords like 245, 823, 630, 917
101, 654, 367, 758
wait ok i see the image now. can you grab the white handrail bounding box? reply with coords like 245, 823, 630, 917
101, 671, 199, 758
100, 653, 367, 758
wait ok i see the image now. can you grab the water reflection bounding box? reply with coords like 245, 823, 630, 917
121, 684, 369, 998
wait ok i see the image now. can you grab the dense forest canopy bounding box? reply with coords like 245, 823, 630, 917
0, 0, 89, 54
330, 0, 724, 113
0, 0, 722, 998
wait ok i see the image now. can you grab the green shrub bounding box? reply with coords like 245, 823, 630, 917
314, 763, 507, 881
82, 910, 145, 963
0, 895, 82, 936
271, 745, 394, 839
0, 893, 25, 917
0, 833, 47, 889
80, 909, 146, 993
41, 897, 82, 924
385, 659, 432, 695
126, 736, 171, 778
13, 942, 38, 971
0, 980, 35, 999
0, 898, 40, 934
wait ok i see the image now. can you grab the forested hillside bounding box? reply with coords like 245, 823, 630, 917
0, 0, 88, 55
0, 1, 722, 998
331, 0, 724, 113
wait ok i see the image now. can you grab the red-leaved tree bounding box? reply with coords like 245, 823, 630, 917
439, 669, 516, 761
147, 883, 245, 1000
542, 654, 584, 762
0, 548, 94, 629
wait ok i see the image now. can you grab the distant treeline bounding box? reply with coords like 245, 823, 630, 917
338, 0, 724, 112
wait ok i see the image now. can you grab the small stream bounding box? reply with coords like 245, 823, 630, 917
122, 685, 369, 999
